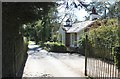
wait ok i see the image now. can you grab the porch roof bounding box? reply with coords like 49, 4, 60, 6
66, 21, 93, 33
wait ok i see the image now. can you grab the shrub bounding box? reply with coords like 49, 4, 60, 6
79, 35, 85, 55
113, 46, 120, 69
52, 35, 57, 42
79, 18, 120, 62
44, 41, 67, 53
79, 35, 94, 56
88, 22, 119, 59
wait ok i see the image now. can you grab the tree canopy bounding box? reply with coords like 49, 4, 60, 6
57, 0, 120, 22
3, 2, 57, 25
3, 2, 58, 42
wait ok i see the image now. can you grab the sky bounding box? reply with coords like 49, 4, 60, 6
62, 8, 88, 21
57, 0, 117, 24
57, 0, 91, 22
57, 0, 92, 25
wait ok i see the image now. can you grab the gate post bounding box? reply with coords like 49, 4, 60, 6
117, 1, 120, 78
114, 46, 120, 78
85, 34, 88, 76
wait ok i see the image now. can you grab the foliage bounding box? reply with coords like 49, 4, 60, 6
19, 3, 59, 44
51, 34, 58, 42
107, 1, 120, 18
88, 18, 120, 66
79, 35, 94, 56
79, 35, 86, 55
113, 46, 120, 69
44, 41, 67, 52
3, 2, 58, 43
57, 0, 89, 23
23, 20, 45, 44
85, 1, 120, 19
86, 1, 110, 18
79, 18, 120, 64
90, 19, 119, 57
2, 2, 57, 77
57, 0, 119, 23
3, 2, 57, 25
91, 26, 118, 57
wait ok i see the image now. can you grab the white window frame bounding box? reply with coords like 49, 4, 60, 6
70, 33, 75, 47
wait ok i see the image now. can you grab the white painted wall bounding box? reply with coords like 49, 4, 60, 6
58, 26, 85, 47
62, 30, 65, 44
58, 26, 65, 44
90, 14, 100, 20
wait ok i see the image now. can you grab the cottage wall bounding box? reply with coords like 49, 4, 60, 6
58, 26, 65, 44
90, 14, 100, 20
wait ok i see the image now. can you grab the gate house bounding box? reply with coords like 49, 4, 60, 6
58, 20, 93, 47
57, 7, 100, 48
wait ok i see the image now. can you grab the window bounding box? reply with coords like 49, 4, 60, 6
71, 34, 75, 47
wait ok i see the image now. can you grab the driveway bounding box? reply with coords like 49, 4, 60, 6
22, 44, 86, 77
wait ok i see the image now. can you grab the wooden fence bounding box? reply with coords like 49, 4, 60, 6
87, 57, 119, 78
85, 34, 120, 78
2, 35, 28, 78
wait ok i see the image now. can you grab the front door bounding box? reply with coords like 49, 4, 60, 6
65, 33, 70, 47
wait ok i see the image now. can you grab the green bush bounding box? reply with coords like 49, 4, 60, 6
44, 41, 67, 52
52, 35, 57, 42
79, 35, 85, 55
113, 46, 120, 69
89, 22, 119, 58
79, 18, 120, 62
79, 35, 94, 56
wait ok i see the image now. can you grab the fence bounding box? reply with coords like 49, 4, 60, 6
2, 35, 28, 78
85, 33, 120, 78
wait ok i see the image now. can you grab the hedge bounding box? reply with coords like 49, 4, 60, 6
44, 41, 67, 53
79, 18, 120, 67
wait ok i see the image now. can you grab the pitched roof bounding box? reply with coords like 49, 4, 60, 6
66, 21, 94, 33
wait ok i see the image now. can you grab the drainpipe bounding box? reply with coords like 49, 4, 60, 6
117, 1, 120, 78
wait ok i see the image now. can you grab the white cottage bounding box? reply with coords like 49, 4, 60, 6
57, 7, 100, 48
58, 20, 93, 47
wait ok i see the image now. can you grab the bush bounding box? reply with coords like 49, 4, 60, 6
89, 22, 119, 58
113, 46, 120, 69
79, 18, 120, 61
79, 35, 85, 55
44, 41, 67, 53
52, 35, 57, 42
79, 35, 94, 56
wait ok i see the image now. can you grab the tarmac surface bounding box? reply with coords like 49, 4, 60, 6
22, 44, 86, 77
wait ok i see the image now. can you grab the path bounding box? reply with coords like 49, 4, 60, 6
22, 43, 86, 77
